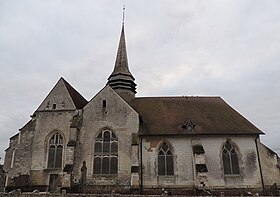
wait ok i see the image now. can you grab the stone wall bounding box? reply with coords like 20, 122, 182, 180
141, 137, 194, 189
30, 110, 75, 187
141, 135, 262, 190
1, 189, 279, 196
4, 120, 35, 188
258, 140, 280, 188
0, 165, 4, 192
76, 86, 139, 190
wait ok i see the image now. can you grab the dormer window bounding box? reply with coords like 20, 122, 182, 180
182, 119, 196, 131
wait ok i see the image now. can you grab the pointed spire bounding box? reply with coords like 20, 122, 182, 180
107, 19, 136, 102
110, 23, 133, 77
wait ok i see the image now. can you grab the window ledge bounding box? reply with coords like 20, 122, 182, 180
92, 174, 118, 177
158, 175, 175, 178
44, 168, 62, 172
224, 174, 241, 178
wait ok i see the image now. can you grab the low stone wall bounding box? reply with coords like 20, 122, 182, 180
0, 189, 279, 197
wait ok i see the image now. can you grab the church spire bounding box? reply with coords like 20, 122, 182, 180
107, 19, 137, 102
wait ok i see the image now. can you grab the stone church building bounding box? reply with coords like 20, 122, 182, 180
3, 24, 280, 195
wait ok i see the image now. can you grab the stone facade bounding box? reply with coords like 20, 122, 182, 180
74, 86, 139, 192
257, 139, 280, 189
141, 136, 263, 190
0, 165, 4, 192
3, 25, 280, 195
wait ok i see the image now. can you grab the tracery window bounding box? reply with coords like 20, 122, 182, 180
158, 142, 174, 176
222, 141, 240, 175
48, 133, 63, 168
93, 130, 118, 175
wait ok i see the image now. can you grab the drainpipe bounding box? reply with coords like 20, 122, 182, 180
255, 136, 265, 193
140, 136, 143, 194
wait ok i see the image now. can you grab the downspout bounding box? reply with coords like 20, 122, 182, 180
255, 136, 265, 192
140, 136, 143, 194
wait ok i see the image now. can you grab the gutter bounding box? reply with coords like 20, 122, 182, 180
140, 136, 143, 194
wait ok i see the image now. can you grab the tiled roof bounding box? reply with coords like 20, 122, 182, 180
131, 97, 263, 136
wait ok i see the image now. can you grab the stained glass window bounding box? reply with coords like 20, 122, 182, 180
48, 133, 63, 169
158, 142, 174, 176
93, 130, 118, 175
222, 141, 240, 175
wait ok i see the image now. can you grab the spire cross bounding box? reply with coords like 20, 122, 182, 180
122, 5, 125, 25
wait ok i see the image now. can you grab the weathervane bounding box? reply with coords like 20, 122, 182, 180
122, 5, 125, 25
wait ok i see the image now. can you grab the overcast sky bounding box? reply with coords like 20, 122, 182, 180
0, 0, 280, 163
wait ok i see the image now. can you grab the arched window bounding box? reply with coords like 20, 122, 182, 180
222, 141, 240, 175
158, 142, 174, 176
48, 133, 63, 169
93, 130, 118, 175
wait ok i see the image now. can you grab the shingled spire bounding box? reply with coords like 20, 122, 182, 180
107, 23, 136, 102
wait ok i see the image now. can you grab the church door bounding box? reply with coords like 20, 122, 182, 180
49, 174, 58, 192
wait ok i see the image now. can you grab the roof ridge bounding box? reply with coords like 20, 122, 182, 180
134, 96, 221, 99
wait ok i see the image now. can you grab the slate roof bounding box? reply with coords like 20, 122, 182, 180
131, 96, 263, 136
61, 78, 88, 109
107, 24, 136, 93
108, 24, 134, 79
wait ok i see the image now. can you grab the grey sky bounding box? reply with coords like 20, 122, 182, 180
0, 0, 280, 163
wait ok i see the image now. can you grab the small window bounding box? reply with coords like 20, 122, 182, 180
158, 142, 174, 176
222, 141, 240, 175
102, 100, 106, 108
52, 104, 56, 109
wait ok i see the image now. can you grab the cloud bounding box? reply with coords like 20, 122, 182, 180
0, 0, 280, 162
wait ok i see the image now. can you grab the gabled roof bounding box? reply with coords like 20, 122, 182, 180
36, 77, 88, 111
131, 96, 263, 136
61, 78, 88, 109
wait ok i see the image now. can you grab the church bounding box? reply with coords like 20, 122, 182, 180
3, 23, 280, 195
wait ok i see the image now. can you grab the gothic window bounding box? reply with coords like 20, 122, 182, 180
48, 133, 63, 169
93, 130, 118, 175
158, 142, 174, 176
222, 141, 240, 175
